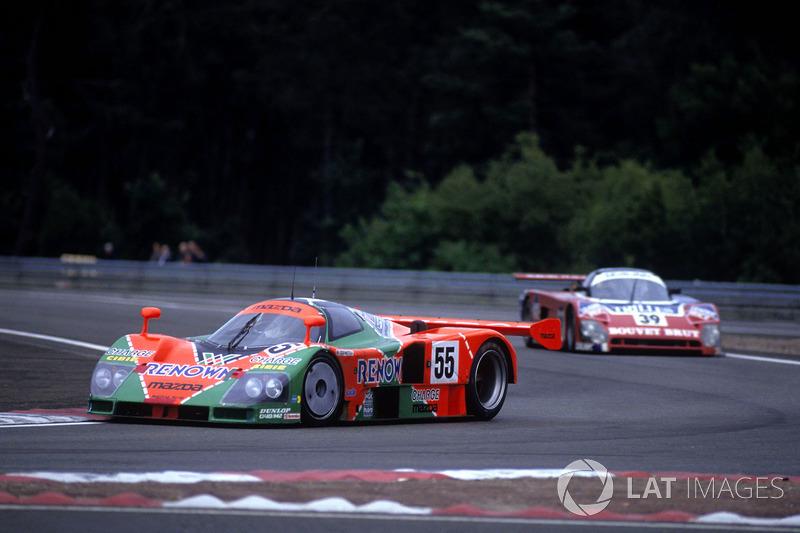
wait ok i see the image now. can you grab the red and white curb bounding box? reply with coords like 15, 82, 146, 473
1, 469, 799, 526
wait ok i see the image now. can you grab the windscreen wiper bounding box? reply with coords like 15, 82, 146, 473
227, 315, 258, 352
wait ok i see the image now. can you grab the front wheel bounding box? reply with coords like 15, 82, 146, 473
466, 341, 508, 420
301, 353, 343, 426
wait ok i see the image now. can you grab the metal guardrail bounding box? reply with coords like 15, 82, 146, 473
1, 256, 799, 321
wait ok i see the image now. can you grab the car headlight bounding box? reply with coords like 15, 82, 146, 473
222, 373, 289, 405
244, 377, 264, 399
701, 324, 721, 347
580, 319, 609, 344
91, 363, 133, 397
265, 377, 283, 399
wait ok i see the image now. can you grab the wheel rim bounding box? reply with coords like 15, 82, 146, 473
474, 350, 507, 410
304, 360, 339, 418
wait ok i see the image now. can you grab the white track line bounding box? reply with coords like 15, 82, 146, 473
0, 328, 108, 352
6, 326, 798, 368
1, 421, 101, 428
724, 352, 800, 366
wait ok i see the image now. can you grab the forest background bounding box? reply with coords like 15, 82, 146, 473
2, 1, 798, 283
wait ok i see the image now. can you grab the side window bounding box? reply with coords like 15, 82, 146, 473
323, 305, 364, 340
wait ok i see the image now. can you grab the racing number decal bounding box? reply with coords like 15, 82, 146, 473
431, 341, 459, 384
634, 314, 666, 326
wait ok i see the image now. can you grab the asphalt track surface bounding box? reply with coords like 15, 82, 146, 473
1, 288, 799, 532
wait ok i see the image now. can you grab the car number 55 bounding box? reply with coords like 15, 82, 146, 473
431, 341, 459, 384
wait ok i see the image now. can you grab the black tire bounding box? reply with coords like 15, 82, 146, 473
563, 310, 576, 352
301, 353, 343, 426
466, 341, 509, 420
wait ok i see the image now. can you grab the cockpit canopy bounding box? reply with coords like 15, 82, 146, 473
586, 269, 670, 302
204, 298, 387, 350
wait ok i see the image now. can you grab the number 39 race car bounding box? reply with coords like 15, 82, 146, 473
89, 298, 561, 425
516, 268, 721, 356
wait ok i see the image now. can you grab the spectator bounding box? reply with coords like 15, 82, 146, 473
149, 242, 161, 262
102, 242, 116, 260
158, 244, 172, 265
178, 241, 191, 263
178, 240, 207, 264
188, 240, 207, 263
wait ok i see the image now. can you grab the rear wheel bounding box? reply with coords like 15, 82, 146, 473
466, 341, 508, 420
563, 310, 576, 352
521, 298, 536, 348
301, 353, 343, 425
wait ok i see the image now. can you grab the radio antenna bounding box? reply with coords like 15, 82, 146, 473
312, 257, 318, 299
291, 267, 296, 300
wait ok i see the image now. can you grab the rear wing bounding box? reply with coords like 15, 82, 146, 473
513, 273, 587, 281
382, 315, 562, 351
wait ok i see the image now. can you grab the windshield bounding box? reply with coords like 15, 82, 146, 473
590, 272, 670, 301
206, 312, 320, 350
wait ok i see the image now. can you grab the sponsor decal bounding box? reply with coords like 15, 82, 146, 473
345, 388, 357, 398
430, 341, 459, 384
362, 390, 374, 417
608, 327, 699, 338
688, 304, 719, 321
249, 304, 304, 314
106, 348, 155, 358
607, 303, 681, 316
412, 403, 438, 413
353, 309, 397, 340
411, 388, 440, 402
201, 352, 245, 365
105, 355, 137, 363
147, 395, 183, 402
147, 382, 203, 392
250, 357, 302, 366
284, 413, 300, 420
580, 303, 610, 318
575, 341, 607, 352
259, 407, 292, 420
143, 362, 230, 380
356, 357, 402, 384
251, 364, 289, 370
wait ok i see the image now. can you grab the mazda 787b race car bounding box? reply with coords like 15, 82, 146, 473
516, 268, 721, 356
89, 298, 561, 425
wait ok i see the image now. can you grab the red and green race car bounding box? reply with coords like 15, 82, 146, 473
89, 297, 561, 425
516, 268, 721, 356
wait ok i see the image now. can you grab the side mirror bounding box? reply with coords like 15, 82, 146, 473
140, 307, 161, 337
303, 315, 327, 346
571, 284, 588, 294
